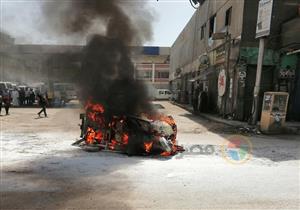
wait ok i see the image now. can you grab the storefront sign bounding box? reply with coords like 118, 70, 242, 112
256, 0, 273, 38
218, 69, 226, 97
198, 54, 210, 70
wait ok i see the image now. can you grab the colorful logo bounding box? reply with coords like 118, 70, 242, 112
221, 135, 252, 164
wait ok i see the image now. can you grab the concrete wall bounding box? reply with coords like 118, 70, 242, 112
133, 47, 170, 90
0, 32, 27, 83
170, 0, 245, 80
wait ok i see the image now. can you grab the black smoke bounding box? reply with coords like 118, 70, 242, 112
41, 0, 155, 118
79, 35, 153, 119
41, 0, 153, 45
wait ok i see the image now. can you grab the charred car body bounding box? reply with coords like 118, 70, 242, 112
73, 101, 183, 156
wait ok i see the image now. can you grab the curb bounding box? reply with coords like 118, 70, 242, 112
172, 101, 300, 135
171, 101, 248, 128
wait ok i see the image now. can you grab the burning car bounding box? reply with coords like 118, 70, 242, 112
73, 100, 184, 156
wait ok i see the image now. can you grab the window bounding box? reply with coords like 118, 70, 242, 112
200, 23, 206, 40
136, 70, 152, 79
165, 91, 171, 95
209, 15, 216, 38
155, 71, 169, 79
225, 7, 232, 26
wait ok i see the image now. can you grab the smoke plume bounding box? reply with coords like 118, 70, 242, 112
42, 0, 155, 118
41, 0, 153, 45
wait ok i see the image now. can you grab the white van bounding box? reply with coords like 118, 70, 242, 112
53, 83, 77, 102
154, 89, 172, 100
0, 81, 13, 92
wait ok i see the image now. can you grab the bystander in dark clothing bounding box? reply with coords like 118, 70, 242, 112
0, 93, 3, 115
37, 93, 48, 117
29, 89, 35, 106
19, 89, 25, 106
2, 90, 12, 115
192, 85, 200, 112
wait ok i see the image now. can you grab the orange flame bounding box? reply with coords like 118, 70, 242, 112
144, 142, 153, 153
86, 127, 95, 144
85, 100, 105, 113
122, 133, 129, 145
109, 139, 118, 150
160, 151, 172, 156
82, 101, 181, 156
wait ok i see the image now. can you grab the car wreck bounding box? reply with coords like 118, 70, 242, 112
73, 100, 184, 156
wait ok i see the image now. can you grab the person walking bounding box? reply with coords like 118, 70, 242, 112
2, 89, 12, 115
37, 93, 48, 117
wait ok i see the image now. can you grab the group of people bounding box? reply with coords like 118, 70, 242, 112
11, 88, 36, 107
0, 88, 48, 117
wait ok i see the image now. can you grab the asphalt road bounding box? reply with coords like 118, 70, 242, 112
1, 101, 299, 210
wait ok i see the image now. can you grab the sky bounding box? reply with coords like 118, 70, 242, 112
146, 0, 196, 46
0, 0, 195, 47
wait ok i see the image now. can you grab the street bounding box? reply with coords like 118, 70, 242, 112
1, 101, 299, 210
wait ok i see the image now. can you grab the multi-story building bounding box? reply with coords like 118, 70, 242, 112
170, 0, 299, 121
0, 32, 28, 83
1, 34, 170, 96
132, 46, 170, 90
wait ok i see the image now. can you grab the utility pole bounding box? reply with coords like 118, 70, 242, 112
250, 0, 273, 125
251, 38, 265, 125
224, 33, 231, 117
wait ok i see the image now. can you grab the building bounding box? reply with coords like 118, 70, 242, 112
1, 31, 83, 84
170, 0, 300, 121
278, 8, 300, 121
132, 46, 170, 90
0, 32, 28, 83
1, 34, 170, 95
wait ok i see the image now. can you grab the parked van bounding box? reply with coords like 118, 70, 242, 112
53, 83, 77, 102
154, 89, 172, 100
0, 81, 13, 92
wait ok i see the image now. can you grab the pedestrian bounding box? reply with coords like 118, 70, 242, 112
0, 92, 3, 115
37, 93, 48, 117
25, 88, 30, 105
11, 88, 19, 107
29, 89, 35, 106
192, 84, 200, 112
2, 89, 12, 115
19, 88, 25, 106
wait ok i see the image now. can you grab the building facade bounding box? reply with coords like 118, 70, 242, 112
132, 46, 170, 90
170, 0, 300, 121
1, 34, 170, 96
0, 32, 28, 83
